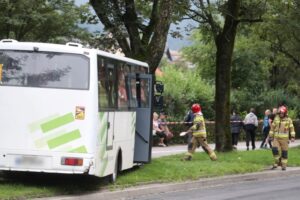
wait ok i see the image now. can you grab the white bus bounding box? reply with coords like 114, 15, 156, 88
0, 39, 153, 182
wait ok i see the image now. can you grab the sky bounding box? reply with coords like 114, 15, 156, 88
76, 0, 193, 51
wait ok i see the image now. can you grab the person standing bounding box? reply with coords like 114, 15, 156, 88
260, 109, 272, 149
230, 110, 243, 149
182, 103, 217, 161
269, 106, 295, 170
243, 108, 258, 150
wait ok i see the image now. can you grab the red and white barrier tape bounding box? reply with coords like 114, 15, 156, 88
159, 119, 300, 125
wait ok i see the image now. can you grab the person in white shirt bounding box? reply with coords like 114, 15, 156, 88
243, 108, 258, 150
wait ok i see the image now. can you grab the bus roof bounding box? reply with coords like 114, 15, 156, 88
0, 39, 149, 68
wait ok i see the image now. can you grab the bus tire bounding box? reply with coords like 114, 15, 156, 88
109, 151, 122, 183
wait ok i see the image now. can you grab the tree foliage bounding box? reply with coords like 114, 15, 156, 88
157, 62, 214, 120
180, 0, 267, 151
89, 0, 182, 73
256, 0, 300, 94
183, 1, 300, 121
0, 0, 92, 43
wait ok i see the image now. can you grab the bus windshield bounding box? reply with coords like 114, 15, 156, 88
0, 50, 89, 90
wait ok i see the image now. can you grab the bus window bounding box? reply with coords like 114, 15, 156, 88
127, 78, 137, 108
125, 63, 131, 73
0, 50, 89, 89
139, 79, 150, 108
98, 57, 108, 109
117, 63, 128, 109
106, 62, 117, 108
98, 56, 117, 110
142, 66, 148, 73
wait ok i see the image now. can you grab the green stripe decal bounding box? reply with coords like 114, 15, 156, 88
35, 129, 67, 148
99, 112, 104, 120
41, 113, 74, 133
69, 146, 87, 153
29, 114, 60, 133
47, 129, 81, 149
100, 122, 107, 142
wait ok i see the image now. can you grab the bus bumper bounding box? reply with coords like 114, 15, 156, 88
0, 150, 95, 175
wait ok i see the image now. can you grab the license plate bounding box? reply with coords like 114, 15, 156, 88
13, 155, 50, 169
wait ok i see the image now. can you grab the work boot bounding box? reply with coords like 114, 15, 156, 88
210, 152, 217, 161
181, 155, 192, 161
271, 165, 277, 170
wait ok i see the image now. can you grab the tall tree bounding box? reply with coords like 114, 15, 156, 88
183, 0, 264, 151
89, 0, 176, 73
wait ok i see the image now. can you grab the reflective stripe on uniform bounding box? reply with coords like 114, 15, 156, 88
193, 130, 206, 137
274, 134, 289, 139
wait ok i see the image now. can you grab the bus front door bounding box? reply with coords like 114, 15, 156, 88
126, 74, 153, 163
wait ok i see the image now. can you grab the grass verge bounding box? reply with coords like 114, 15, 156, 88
1, 146, 300, 199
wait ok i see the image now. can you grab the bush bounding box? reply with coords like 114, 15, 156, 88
157, 64, 215, 120
231, 88, 300, 119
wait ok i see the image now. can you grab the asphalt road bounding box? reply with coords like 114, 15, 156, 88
127, 174, 300, 200
43, 169, 300, 200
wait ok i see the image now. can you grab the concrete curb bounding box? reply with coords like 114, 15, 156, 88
38, 167, 300, 200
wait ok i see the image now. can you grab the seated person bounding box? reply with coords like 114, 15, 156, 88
153, 112, 167, 147
158, 112, 173, 146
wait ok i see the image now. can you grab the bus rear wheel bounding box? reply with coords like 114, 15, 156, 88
109, 152, 121, 183
109, 160, 118, 183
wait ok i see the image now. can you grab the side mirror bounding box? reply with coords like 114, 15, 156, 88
155, 81, 164, 94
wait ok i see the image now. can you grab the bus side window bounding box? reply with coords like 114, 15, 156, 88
97, 56, 117, 111
117, 63, 129, 109
139, 79, 149, 108
106, 61, 117, 109
98, 57, 107, 109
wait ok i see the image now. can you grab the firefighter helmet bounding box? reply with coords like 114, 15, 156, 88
279, 106, 288, 115
191, 103, 201, 113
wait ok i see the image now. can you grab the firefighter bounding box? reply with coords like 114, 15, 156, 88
182, 103, 217, 161
269, 106, 295, 170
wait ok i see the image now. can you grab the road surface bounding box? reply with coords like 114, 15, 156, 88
127, 174, 300, 200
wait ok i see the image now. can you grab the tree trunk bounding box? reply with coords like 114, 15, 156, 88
147, 0, 173, 73
90, 0, 174, 74
214, 0, 240, 152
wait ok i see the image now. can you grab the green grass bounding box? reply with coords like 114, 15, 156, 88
1, 146, 300, 199
115, 146, 300, 187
